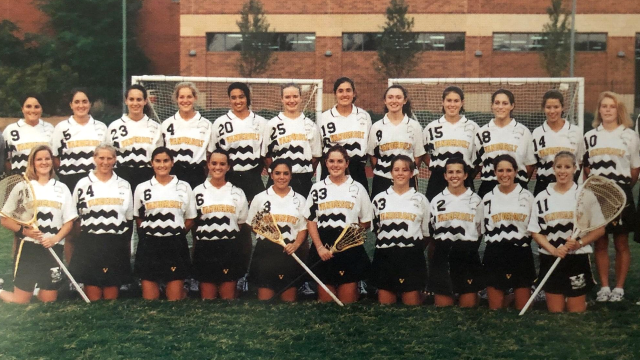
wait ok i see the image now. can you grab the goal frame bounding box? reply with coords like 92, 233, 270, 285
388, 77, 585, 132
131, 75, 324, 121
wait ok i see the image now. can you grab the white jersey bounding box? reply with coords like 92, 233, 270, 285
74, 172, 133, 235
51, 116, 108, 175
248, 186, 307, 244
1, 179, 77, 245
2, 119, 54, 174
583, 125, 640, 185
372, 187, 430, 249
474, 119, 536, 183
193, 181, 248, 241
262, 113, 322, 174
304, 176, 373, 231
482, 184, 534, 247
367, 115, 425, 178
318, 105, 371, 162
430, 188, 483, 243
161, 111, 214, 167
423, 115, 478, 171
134, 176, 197, 237
528, 183, 602, 255
108, 115, 162, 168
531, 120, 584, 184
211, 111, 267, 172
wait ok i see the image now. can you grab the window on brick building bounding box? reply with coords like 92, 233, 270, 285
343, 32, 465, 51
575, 33, 607, 51
206, 33, 315, 52
493, 33, 547, 52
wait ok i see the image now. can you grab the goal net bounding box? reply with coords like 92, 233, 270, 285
388, 77, 585, 193
131, 76, 324, 123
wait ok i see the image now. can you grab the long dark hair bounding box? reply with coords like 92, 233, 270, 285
442, 86, 465, 114
383, 85, 412, 117
491, 89, 515, 118
208, 148, 233, 181
333, 77, 357, 103
227, 82, 252, 107
126, 84, 153, 116
325, 144, 350, 175
542, 90, 565, 118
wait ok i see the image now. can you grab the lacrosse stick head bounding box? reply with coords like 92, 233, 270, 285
251, 209, 285, 246
0, 175, 37, 226
332, 224, 366, 253
573, 175, 626, 237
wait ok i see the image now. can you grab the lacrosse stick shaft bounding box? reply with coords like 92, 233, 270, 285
47, 247, 91, 303
270, 258, 323, 301
519, 257, 561, 316
290, 253, 344, 306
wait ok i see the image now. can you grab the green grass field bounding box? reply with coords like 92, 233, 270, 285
2, 195, 640, 359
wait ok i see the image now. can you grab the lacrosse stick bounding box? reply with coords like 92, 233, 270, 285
251, 209, 344, 306
520, 176, 626, 315
0, 175, 90, 303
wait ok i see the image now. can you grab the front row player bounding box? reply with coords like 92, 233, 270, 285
0, 145, 77, 303
429, 158, 484, 307
372, 155, 429, 305
529, 151, 604, 313
134, 147, 197, 301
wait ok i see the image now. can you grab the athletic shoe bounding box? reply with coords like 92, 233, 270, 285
609, 288, 624, 302
635, 298, 640, 306
298, 282, 315, 296
0, 278, 4, 290
357, 280, 368, 295
530, 286, 546, 302
236, 274, 249, 293
189, 278, 199, 292
596, 287, 611, 302
478, 288, 488, 300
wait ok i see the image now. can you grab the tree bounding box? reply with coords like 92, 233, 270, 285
236, 0, 276, 78
540, 0, 572, 77
37, 0, 149, 105
375, 0, 421, 78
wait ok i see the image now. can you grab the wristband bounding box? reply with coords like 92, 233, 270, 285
578, 239, 584, 248
15, 225, 24, 239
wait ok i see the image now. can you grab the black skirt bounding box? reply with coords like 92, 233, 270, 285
13, 241, 64, 291
428, 241, 485, 296
538, 253, 595, 297
193, 239, 245, 283
69, 232, 132, 287
483, 242, 536, 291
115, 166, 154, 194
372, 245, 427, 293
248, 238, 305, 291
134, 234, 191, 282
227, 166, 266, 203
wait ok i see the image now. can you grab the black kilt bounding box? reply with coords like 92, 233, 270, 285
115, 166, 154, 194
538, 253, 595, 297
69, 232, 132, 287
428, 241, 484, 296
171, 161, 207, 191
483, 242, 536, 291
13, 241, 64, 291
372, 245, 427, 293
248, 238, 305, 291
134, 234, 191, 282
606, 184, 635, 236
227, 166, 266, 203
307, 227, 371, 286
193, 239, 245, 283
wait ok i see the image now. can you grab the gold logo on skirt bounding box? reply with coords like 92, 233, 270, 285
467, 279, 473, 284
506, 274, 512, 279
399, 279, 405, 284
171, 267, 176, 272
223, 269, 229, 274
278, 275, 284, 279
102, 268, 108, 273
339, 271, 345, 276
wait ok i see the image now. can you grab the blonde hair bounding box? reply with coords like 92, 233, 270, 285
173, 82, 199, 101
25, 145, 55, 181
592, 91, 633, 129
94, 143, 117, 158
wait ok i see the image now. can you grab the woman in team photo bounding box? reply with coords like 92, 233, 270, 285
262, 83, 322, 198
192, 149, 248, 300
423, 86, 478, 201
473, 89, 536, 198
108, 84, 162, 192
368, 85, 425, 199
134, 147, 197, 301
51, 89, 109, 192
0, 145, 77, 303
530, 90, 584, 195
69, 144, 134, 301
583, 91, 640, 303
371, 155, 429, 305
161, 82, 214, 190
305, 145, 372, 304
482, 155, 535, 310
248, 159, 308, 302
318, 77, 372, 191
429, 158, 484, 307
529, 151, 604, 312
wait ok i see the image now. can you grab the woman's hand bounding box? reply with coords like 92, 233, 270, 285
317, 246, 333, 261
553, 245, 568, 259
40, 237, 59, 249
284, 242, 300, 255
23, 226, 43, 241
565, 237, 579, 251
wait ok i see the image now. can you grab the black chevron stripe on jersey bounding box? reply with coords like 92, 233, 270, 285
7, 144, 17, 152
119, 160, 151, 168
590, 173, 630, 184
341, 143, 362, 152
435, 226, 467, 237
485, 224, 521, 237
430, 151, 465, 162
196, 229, 239, 240
37, 225, 61, 235
196, 216, 231, 227
376, 236, 416, 247
82, 222, 129, 233
61, 151, 95, 160
287, 158, 312, 169
317, 213, 347, 224
307, 202, 318, 221
37, 212, 55, 222
425, 143, 434, 153
231, 158, 262, 168
278, 225, 292, 235
82, 209, 120, 220
170, 148, 195, 157
375, 163, 393, 175
537, 161, 554, 170
146, 212, 177, 223
11, 153, 28, 163
588, 159, 618, 170
227, 145, 255, 156
273, 146, 306, 159
120, 148, 148, 158
59, 163, 94, 173
379, 222, 410, 233
144, 226, 183, 236
539, 222, 573, 236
